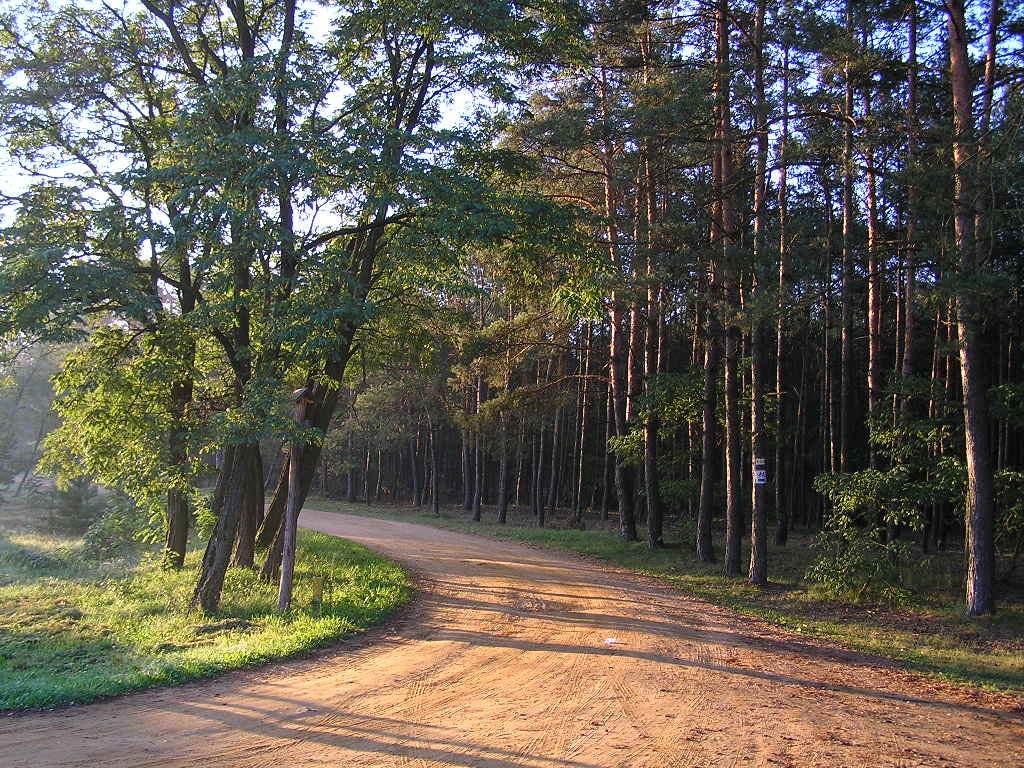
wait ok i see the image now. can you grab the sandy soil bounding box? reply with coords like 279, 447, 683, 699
1, 509, 1021, 768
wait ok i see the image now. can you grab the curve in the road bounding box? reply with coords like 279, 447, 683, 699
0, 509, 1020, 768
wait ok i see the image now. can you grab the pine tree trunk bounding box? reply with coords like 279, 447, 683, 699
945, 0, 995, 616
864, 83, 882, 465
461, 429, 472, 510
901, 0, 918, 426
473, 431, 483, 521
697, 315, 720, 562
644, 298, 663, 551
427, 412, 440, 516
712, 0, 739, 574
724, 321, 742, 577
774, 39, 791, 547
345, 431, 355, 502
748, 0, 769, 585
547, 406, 562, 512
497, 417, 509, 524
363, 445, 371, 504
573, 323, 592, 525
534, 421, 545, 526
840, 0, 855, 473
514, 416, 525, 511
375, 448, 383, 500
610, 303, 637, 540
411, 433, 421, 506
601, 379, 613, 521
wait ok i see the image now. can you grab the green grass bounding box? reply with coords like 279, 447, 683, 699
311, 498, 1024, 696
0, 528, 410, 711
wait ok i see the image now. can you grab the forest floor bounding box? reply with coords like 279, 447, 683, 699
310, 499, 1024, 694
1, 508, 1020, 768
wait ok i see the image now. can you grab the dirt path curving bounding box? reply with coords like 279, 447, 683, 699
1, 510, 1021, 767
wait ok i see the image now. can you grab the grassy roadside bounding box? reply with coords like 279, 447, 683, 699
310, 498, 1024, 696
0, 528, 410, 711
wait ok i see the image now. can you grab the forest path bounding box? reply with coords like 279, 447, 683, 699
1, 509, 1021, 768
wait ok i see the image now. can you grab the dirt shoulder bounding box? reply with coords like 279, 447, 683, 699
0, 509, 1021, 768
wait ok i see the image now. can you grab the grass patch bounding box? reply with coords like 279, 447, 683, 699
0, 528, 410, 711
311, 498, 1024, 696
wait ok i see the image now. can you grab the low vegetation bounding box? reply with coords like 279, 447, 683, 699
312, 499, 1024, 695
0, 498, 410, 711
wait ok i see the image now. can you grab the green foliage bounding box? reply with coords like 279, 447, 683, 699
607, 431, 642, 466
805, 509, 913, 604
810, 456, 967, 604
991, 383, 1024, 428
0, 530, 410, 710
650, 371, 706, 434
192, 497, 218, 542
809, 388, 969, 603
44, 478, 105, 536
38, 328, 199, 525
82, 496, 161, 559
994, 470, 1024, 567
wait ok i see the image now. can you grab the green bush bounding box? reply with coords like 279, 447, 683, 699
805, 511, 913, 604
46, 478, 105, 535
995, 470, 1024, 574
82, 496, 158, 558
809, 467, 939, 604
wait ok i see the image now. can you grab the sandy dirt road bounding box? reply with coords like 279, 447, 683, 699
1, 509, 1022, 768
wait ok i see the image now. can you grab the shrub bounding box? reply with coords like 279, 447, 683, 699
46, 478, 105, 535
82, 495, 158, 558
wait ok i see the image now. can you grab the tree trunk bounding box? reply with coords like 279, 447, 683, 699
232, 445, 264, 568
864, 81, 882, 466
363, 445, 371, 503
345, 430, 355, 502
724, 320, 742, 577
610, 303, 637, 540
163, 383, 192, 569
277, 395, 307, 612
901, 0, 918, 426
497, 416, 509, 524
547, 406, 562, 512
164, 488, 190, 570
748, 0, 769, 586
514, 416, 525, 511
257, 379, 343, 577
712, 0, 740, 576
945, 0, 995, 616
374, 448, 384, 500
601, 379, 613, 521
532, 423, 543, 525
774, 39, 791, 547
192, 445, 250, 612
697, 314, 720, 562
427, 411, 440, 516
840, 0, 855, 473
644, 300, 663, 550
573, 323, 592, 526
411, 433, 421, 506
461, 428, 472, 510
473, 432, 484, 521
